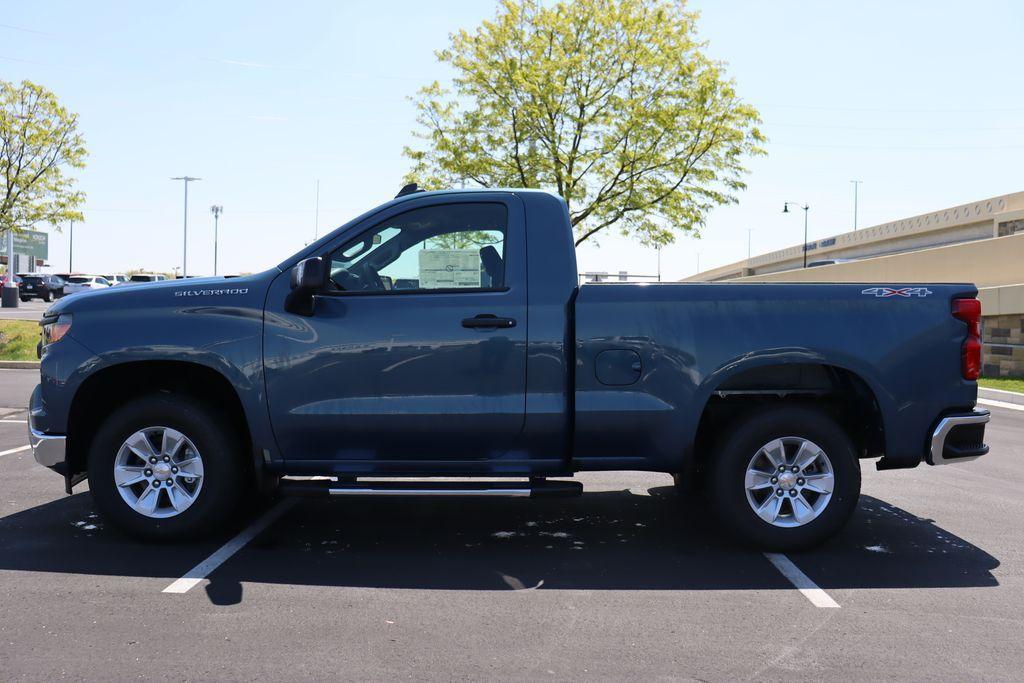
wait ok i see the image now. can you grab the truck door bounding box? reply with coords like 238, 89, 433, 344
263, 194, 528, 471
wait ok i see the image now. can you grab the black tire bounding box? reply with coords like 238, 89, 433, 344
19, 297, 30, 303
87, 393, 247, 540
708, 405, 860, 550
43, 291, 52, 302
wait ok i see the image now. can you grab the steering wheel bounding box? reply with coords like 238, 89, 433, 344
330, 270, 362, 291
363, 264, 386, 291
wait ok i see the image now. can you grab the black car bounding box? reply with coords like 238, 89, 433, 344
18, 274, 66, 302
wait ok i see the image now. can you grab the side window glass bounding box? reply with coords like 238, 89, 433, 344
328, 203, 507, 293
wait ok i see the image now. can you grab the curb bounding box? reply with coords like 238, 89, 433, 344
0, 360, 40, 370
979, 387, 1024, 406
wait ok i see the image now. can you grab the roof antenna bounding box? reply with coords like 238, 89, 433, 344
396, 183, 424, 198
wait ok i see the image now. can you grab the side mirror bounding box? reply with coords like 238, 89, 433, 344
285, 257, 326, 316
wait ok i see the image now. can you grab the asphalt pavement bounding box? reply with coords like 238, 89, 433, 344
0, 298, 51, 321
0, 367, 1022, 680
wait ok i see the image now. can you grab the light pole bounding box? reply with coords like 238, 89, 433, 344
313, 179, 320, 241
210, 205, 223, 276
68, 220, 74, 273
171, 176, 201, 277
850, 180, 862, 230
783, 202, 810, 268
747, 228, 753, 260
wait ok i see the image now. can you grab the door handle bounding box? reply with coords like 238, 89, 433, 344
461, 314, 517, 329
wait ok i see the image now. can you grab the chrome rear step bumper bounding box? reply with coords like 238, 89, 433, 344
927, 409, 990, 466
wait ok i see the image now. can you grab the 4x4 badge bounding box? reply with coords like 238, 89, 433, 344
861, 287, 932, 298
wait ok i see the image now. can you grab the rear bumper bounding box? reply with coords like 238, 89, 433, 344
926, 409, 990, 466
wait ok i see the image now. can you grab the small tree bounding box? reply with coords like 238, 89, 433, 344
0, 80, 87, 241
406, 0, 765, 247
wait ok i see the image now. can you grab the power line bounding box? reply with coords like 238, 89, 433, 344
762, 103, 1024, 113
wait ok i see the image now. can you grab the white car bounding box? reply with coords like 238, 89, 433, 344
103, 274, 130, 286
63, 275, 112, 295
126, 273, 169, 285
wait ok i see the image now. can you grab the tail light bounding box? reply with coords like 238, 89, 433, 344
952, 298, 982, 380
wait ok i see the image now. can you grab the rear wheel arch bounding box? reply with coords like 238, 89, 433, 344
686, 362, 885, 482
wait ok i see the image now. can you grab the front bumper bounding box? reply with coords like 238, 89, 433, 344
28, 386, 66, 469
927, 409, 990, 466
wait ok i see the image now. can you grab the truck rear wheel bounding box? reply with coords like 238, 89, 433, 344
87, 393, 246, 540
709, 405, 860, 550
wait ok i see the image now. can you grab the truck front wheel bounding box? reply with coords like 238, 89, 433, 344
87, 393, 246, 540
709, 405, 860, 550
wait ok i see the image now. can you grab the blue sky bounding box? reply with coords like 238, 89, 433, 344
2, 0, 1022, 279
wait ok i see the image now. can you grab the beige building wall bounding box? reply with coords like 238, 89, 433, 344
730, 232, 1024, 289
728, 234, 1024, 377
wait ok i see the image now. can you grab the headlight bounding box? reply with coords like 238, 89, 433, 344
41, 314, 72, 346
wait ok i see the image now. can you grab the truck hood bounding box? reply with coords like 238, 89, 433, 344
44, 270, 280, 318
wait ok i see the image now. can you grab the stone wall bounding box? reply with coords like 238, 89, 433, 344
982, 313, 1024, 377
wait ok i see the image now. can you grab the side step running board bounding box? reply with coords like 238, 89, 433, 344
279, 478, 583, 499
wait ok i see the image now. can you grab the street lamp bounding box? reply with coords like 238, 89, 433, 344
850, 180, 863, 230
210, 205, 223, 276
171, 176, 201, 277
783, 201, 810, 268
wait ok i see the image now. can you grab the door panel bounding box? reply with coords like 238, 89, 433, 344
263, 195, 528, 469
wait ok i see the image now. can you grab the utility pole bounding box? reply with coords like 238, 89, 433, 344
171, 176, 201, 277
850, 180, 863, 230
656, 245, 661, 282
210, 205, 223, 276
314, 179, 320, 241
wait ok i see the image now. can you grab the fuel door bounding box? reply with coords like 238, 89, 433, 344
595, 349, 642, 386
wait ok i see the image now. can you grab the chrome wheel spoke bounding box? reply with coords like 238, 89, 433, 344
760, 439, 786, 469
794, 441, 822, 472
791, 494, 815, 524
125, 431, 157, 462
802, 472, 834, 494
167, 485, 194, 512
755, 494, 783, 523
745, 468, 774, 491
135, 486, 160, 515
114, 465, 146, 488
177, 457, 204, 479
161, 428, 187, 460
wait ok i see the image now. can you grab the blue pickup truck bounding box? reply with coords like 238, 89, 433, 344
28, 188, 990, 549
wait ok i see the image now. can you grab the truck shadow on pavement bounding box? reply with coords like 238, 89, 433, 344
0, 487, 999, 604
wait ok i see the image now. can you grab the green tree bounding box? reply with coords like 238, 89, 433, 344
405, 0, 765, 247
0, 80, 87, 238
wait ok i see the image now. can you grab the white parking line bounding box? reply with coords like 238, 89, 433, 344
0, 444, 30, 457
162, 498, 298, 594
763, 552, 840, 608
978, 398, 1024, 412
0, 419, 27, 423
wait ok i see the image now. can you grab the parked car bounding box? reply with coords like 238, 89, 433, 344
103, 274, 130, 286
18, 274, 66, 302
0, 273, 22, 288
127, 273, 168, 284
28, 188, 989, 549
62, 275, 112, 295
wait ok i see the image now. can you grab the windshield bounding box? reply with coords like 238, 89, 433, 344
68, 277, 90, 283
130, 275, 152, 282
